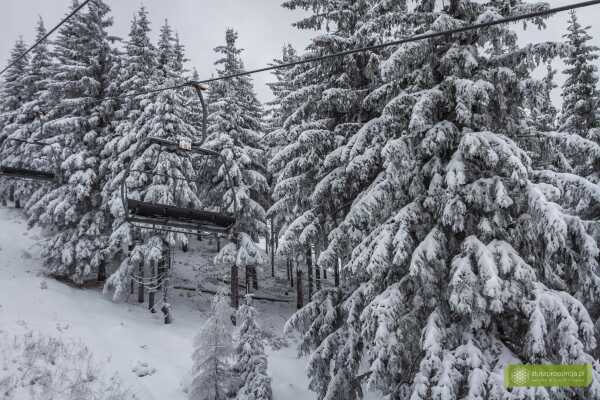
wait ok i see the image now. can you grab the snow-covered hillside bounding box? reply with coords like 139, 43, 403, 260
0, 207, 312, 400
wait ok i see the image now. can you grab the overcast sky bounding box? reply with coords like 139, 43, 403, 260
1, 0, 599, 104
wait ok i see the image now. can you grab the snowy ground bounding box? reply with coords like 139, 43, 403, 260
0, 207, 313, 400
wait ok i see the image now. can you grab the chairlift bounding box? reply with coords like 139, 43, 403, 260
120, 82, 238, 237
0, 137, 59, 182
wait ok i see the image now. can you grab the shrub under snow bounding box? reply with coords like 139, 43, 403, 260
0, 332, 134, 400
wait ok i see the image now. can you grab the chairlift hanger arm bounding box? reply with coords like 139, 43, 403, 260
146, 137, 220, 157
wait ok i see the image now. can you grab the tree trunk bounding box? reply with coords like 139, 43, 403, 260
181, 241, 188, 252
289, 258, 294, 288
306, 245, 313, 300
129, 243, 135, 295
97, 261, 106, 282
296, 269, 303, 309
270, 218, 275, 278
231, 264, 239, 311
251, 265, 258, 290
14, 198, 20, 209
216, 237, 221, 253
334, 257, 340, 288
137, 261, 144, 303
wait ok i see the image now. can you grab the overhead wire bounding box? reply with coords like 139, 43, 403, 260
1, 0, 599, 129
0, 0, 95, 77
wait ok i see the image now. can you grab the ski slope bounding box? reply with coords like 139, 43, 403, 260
0, 207, 313, 400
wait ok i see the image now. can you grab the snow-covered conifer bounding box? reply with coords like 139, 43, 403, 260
560, 11, 600, 136
206, 29, 267, 268
189, 291, 234, 400
232, 296, 272, 400
285, 1, 600, 399
27, 0, 116, 283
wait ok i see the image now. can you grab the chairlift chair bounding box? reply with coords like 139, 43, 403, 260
120, 82, 238, 237
0, 138, 59, 183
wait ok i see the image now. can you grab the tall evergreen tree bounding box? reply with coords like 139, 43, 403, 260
101, 6, 158, 277
285, 1, 600, 399
27, 0, 116, 284
270, 0, 408, 286
0, 37, 29, 141
104, 17, 201, 300
232, 297, 273, 400
189, 291, 234, 400
0, 20, 53, 207
206, 29, 267, 269
560, 11, 600, 136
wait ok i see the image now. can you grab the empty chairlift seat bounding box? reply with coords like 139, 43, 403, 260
127, 199, 235, 233
0, 165, 56, 182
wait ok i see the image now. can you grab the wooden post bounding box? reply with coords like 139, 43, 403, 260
306, 245, 313, 300
296, 269, 303, 309
231, 264, 239, 310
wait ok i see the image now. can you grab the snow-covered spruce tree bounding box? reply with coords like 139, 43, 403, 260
0, 19, 55, 208
0, 37, 28, 140
271, 0, 410, 286
0, 37, 30, 205
263, 44, 299, 262
530, 62, 557, 132
285, 1, 600, 399
101, 6, 157, 291
27, 0, 116, 284
232, 296, 272, 400
559, 10, 599, 136
206, 29, 267, 269
189, 291, 234, 400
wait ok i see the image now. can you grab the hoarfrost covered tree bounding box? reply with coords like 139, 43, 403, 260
559, 11, 600, 136
270, 0, 409, 287
0, 38, 29, 141
27, 0, 116, 284
189, 291, 234, 400
207, 29, 267, 269
232, 296, 272, 400
285, 1, 600, 399
0, 19, 52, 207
101, 6, 158, 292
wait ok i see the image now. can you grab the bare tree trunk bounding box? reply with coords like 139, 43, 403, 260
137, 261, 144, 303
296, 268, 303, 309
231, 264, 239, 312
97, 261, 106, 282
290, 258, 294, 288
217, 237, 221, 253
306, 245, 313, 300
251, 265, 258, 290
14, 198, 20, 209
129, 243, 135, 295
334, 257, 340, 288
148, 259, 157, 313
270, 218, 275, 278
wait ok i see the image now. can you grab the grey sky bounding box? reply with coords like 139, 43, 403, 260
1, 0, 599, 105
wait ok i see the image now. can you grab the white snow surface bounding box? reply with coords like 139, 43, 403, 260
0, 207, 313, 400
